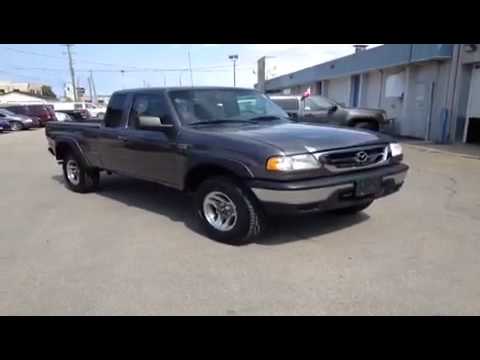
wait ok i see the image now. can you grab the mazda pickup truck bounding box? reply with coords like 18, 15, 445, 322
46, 87, 408, 245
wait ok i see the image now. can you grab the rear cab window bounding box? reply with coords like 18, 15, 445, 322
104, 94, 128, 128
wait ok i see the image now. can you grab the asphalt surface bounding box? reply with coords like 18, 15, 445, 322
1, 129, 480, 315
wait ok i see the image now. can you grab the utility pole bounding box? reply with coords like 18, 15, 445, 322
65, 44, 77, 101
121, 70, 125, 89
88, 76, 93, 102
90, 70, 97, 104
228, 54, 239, 87
188, 47, 194, 86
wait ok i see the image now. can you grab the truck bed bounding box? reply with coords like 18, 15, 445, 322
47, 120, 102, 130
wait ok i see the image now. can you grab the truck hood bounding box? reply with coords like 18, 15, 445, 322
202, 122, 392, 155
342, 106, 386, 117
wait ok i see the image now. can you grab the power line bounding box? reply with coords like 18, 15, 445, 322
0, 45, 256, 71
12, 66, 253, 73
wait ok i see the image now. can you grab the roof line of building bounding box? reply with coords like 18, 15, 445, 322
260, 44, 454, 91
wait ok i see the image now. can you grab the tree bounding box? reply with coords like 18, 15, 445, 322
41, 86, 57, 99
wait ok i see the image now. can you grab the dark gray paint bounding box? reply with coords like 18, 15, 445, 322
45, 88, 397, 190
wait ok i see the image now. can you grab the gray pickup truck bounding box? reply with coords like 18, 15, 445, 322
46, 87, 408, 245
269, 94, 389, 131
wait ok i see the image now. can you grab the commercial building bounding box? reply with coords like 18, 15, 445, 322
0, 81, 56, 98
256, 44, 480, 144
0, 91, 52, 105
64, 83, 87, 101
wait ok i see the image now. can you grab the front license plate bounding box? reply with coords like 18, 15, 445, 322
355, 177, 382, 197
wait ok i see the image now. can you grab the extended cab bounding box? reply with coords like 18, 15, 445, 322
46, 87, 408, 245
269, 94, 390, 131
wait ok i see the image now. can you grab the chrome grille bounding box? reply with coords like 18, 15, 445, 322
314, 145, 389, 173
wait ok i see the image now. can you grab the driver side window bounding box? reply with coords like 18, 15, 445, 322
129, 94, 170, 129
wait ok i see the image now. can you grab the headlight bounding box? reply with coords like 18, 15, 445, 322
266, 154, 320, 172
389, 143, 402, 157
25, 119, 33, 123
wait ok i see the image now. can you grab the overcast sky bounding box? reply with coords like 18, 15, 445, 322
0, 44, 381, 97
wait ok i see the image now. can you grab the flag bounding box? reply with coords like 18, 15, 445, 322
301, 87, 311, 100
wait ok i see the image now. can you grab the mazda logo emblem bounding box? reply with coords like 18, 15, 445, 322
355, 151, 369, 163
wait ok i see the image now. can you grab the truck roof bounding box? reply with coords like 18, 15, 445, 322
113, 86, 256, 95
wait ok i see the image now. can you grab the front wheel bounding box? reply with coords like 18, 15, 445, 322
62, 152, 99, 193
354, 121, 378, 131
194, 176, 265, 245
10, 121, 24, 131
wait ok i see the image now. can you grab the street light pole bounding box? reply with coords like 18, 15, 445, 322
188, 47, 194, 86
228, 54, 239, 87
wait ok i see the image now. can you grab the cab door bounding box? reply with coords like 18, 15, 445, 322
119, 93, 180, 187
95, 93, 134, 173
301, 97, 331, 124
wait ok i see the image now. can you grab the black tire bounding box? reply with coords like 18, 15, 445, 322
62, 152, 99, 193
10, 121, 24, 131
194, 176, 265, 245
332, 200, 373, 215
354, 121, 378, 131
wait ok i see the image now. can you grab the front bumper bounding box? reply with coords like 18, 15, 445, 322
248, 163, 408, 215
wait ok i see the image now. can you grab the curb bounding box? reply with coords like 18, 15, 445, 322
404, 144, 480, 160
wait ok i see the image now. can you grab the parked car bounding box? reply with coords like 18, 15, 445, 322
1, 104, 57, 126
269, 94, 389, 131
55, 111, 73, 122
46, 87, 408, 245
84, 102, 107, 119
50, 102, 93, 121
0, 118, 11, 132
0, 108, 38, 130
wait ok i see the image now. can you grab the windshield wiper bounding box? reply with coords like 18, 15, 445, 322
248, 115, 286, 122
189, 119, 258, 126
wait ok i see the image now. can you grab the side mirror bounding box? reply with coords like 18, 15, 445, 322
138, 115, 174, 129
329, 105, 338, 113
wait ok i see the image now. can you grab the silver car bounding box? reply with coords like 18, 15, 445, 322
0, 108, 38, 130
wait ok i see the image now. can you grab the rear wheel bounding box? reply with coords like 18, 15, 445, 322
332, 200, 373, 215
354, 121, 378, 131
62, 152, 99, 193
10, 121, 23, 131
194, 176, 265, 245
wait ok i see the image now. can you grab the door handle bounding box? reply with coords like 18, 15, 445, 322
117, 136, 128, 142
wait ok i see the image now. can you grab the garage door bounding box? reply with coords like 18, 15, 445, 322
467, 65, 480, 118
464, 65, 480, 143
327, 77, 350, 106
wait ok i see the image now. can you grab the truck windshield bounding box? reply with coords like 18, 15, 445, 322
304, 96, 337, 110
169, 89, 290, 125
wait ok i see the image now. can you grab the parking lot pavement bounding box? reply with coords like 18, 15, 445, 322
1, 129, 480, 315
